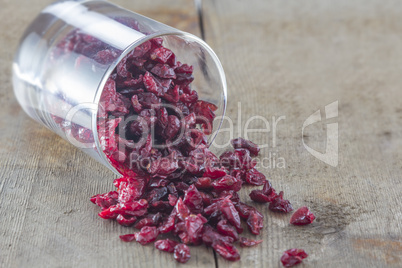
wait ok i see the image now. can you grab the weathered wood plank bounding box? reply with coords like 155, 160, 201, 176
202, 0, 402, 267
0, 0, 212, 267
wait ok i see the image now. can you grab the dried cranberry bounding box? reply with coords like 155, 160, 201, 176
147, 155, 178, 176
212, 239, 240, 262
131, 95, 142, 113
114, 199, 148, 217
150, 47, 173, 63
269, 191, 293, 213
150, 63, 176, 79
135, 226, 159, 245
239, 237, 263, 247
119, 234, 136, 242
281, 248, 308, 267
183, 185, 203, 214
203, 166, 227, 179
184, 214, 207, 245
249, 190, 271, 203
290, 207, 315, 225
117, 177, 146, 204
158, 212, 176, 234
175, 198, 190, 221
194, 177, 212, 189
220, 150, 241, 168
168, 194, 178, 206
244, 168, 266, 186
133, 213, 162, 229
219, 197, 242, 233
155, 239, 178, 253
90, 191, 118, 209
163, 115, 181, 140
212, 175, 242, 192
216, 220, 239, 241
246, 210, 264, 235
175, 63, 194, 86
231, 138, 260, 156
80, 34, 281, 263
116, 214, 137, 227
200, 192, 213, 206
173, 243, 191, 263
234, 202, 256, 219
262, 180, 273, 195
234, 149, 256, 170
137, 92, 161, 108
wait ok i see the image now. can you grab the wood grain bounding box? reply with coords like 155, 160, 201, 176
202, 0, 402, 267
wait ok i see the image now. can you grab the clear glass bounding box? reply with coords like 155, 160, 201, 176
13, 0, 227, 176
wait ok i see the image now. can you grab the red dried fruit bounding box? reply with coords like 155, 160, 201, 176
239, 237, 263, 247
116, 214, 137, 227
201, 225, 234, 247
262, 180, 273, 195
150, 47, 173, 63
150, 63, 176, 79
219, 150, 240, 168
143, 71, 167, 96
175, 63, 194, 86
135, 226, 159, 245
163, 115, 181, 140
131, 95, 142, 113
234, 149, 257, 170
219, 197, 242, 233
212, 175, 242, 192
90, 191, 118, 209
234, 202, 256, 219
212, 239, 240, 262
117, 177, 146, 204
155, 239, 179, 253
162, 85, 180, 103
158, 212, 176, 234
244, 168, 266, 186
200, 192, 213, 207
173, 244, 191, 263
147, 155, 178, 176
131, 40, 151, 58
180, 89, 198, 104
133, 213, 162, 229
194, 177, 212, 189
269, 191, 293, 213
168, 194, 178, 206
184, 214, 207, 245
77, 32, 279, 263
137, 92, 161, 108
175, 198, 190, 221
119, 234, 136, 242
217, 220, 239, 241
281, 248, 308, 267
114, 199, 148, 217
231, 138, 260, 157
246, 210, 264, 235
249, 190, 271, 203
290, 207, 315, 225
183, 185, 203, 214
203, 166, 227, 179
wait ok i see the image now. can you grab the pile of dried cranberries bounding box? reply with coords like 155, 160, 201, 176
55, 17, 316, 266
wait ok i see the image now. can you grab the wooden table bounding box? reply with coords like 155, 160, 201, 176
1, 0, 401, 267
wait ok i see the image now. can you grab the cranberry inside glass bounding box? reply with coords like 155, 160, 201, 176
13, 0, 227, 176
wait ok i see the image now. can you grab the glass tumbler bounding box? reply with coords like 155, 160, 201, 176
12, 0, 227, 176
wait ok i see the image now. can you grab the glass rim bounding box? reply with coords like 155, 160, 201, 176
92, 31, 228, 176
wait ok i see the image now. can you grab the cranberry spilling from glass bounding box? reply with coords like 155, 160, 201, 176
78, 23, 312, 264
